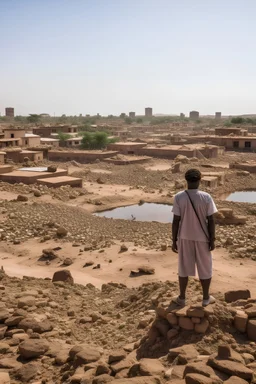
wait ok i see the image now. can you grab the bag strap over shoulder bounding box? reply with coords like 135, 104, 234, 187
185, 190, 209, 240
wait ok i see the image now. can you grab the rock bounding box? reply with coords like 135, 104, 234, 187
0, 308, 10, 322
83, 261, 94, 267
194, 318, 209, 334
18, 339, 49, 359
247, 319, 256, 341
208, 358, 253, 380
33, 190, 41, 197
234, 312, 248, 333
0, 325, 7, 340
242, 353, 254, 364
47, 165, 57, 172
18, 296, 36, 308
169, 345, 198, 364
92, 374, 112, 384
17, 195, 28, 202
185, 373, 221, 383
224, 377, 248, 384
19, 318, 53, 333
0, 372, 10, 384
0, 357, 22, 370
52, 270, 74, 284
167, 328, 178, 340
139, 358, 165, 376
63, 257, 73, 266
42, 248, 58, 260
5, 315, 24, 327
179, 317, 194, 330
15, 362, 39, 382
96, 177, 105, 184
130, 266, 155, 276
75, 348, 101, 365
108, 350, 126, 364
245, 305, 256, 318
187, 307, 205, 318
224, 290, 251, 303
161, 244, 167, 251
218, 345, 231, 359
120, 244, 128, 252
56, 226, 68, 237
109, 378, 162, 384
166, 313, 178, 326
0, 343, 10, 354
95, 363, 111, 376
184, 362, 215, 378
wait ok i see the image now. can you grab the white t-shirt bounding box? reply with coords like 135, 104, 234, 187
172, 189, 218, 243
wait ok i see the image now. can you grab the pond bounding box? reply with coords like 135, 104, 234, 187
95, 203, 173, 223
226, 191, 256, 204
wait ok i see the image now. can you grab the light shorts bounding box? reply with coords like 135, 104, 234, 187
178, 238, 212, 280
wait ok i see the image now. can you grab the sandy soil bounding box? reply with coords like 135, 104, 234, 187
0, 239, 255, 296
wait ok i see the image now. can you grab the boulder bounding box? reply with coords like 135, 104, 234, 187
63, 257, 73, 266
52, 270, 74, 284
109, 378, 162, 384
208, 358, 253, 380
245, 305, 256, 318
217, 345, 231, 359
0, 325, 7, 340
179, 317, 194, 331
185, 373, 222, 383
247, 319, 256, 341
224, 377, 248, 384
15, 362, 39, 382
18, 296, 36, 308
108, 350, 126, 364
139, 358, 165, 376
92, 375, 112, 384
18, 339, 49, 359
0, 308, 10, 322
47, 165, 57, 172
194, 319, 209, 334
183, 362, 215, 378
169, 345, 198, 364
224, 290, 250, 303
0, 372, 10, 384
17, 195, 28, 202
75, 348, 101, 365
234, 312, 248, 333
56, 226, 68, 237
19, 318, 53, 333
42, 248, 58, 260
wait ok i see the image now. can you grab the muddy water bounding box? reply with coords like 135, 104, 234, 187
226, 191, 256, 203
95, 203, 173, 223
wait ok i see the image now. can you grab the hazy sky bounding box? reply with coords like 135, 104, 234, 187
1, 0, 256, 116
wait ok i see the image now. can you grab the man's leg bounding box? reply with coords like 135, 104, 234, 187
200, 278, 211, 300
179, 276, 188, 300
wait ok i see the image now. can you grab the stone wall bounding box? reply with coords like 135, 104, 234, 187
48, 150, 119, 163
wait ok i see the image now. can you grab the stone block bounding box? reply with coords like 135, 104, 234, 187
194, 318, 209, 334
234, 313, 248, 333
187, 308, 205, 318
179, 317, 194, 331
166, 313, 178, 326
218, 345, 231, 359
247, 319, 256, 342
185, 373, 222, 383
245, 305, 256, 318
225, 290, 251, 303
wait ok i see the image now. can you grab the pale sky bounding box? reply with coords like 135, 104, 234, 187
1, 0, 256, 117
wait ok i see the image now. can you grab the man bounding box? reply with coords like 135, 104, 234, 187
172, 168, 217, 307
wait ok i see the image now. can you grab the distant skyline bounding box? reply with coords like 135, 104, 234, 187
1, 0, 256, 117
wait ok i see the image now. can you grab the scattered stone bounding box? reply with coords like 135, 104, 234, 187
63, 257, 73, 266
17, 195, 28, 202
56, 226, 68, 237
18, 339, 49, 359
52, 270, 74, 284
120, 244, 128, 253
224, 290, 251, 303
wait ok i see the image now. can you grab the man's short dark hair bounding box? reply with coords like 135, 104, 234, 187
185, 169, 201, 182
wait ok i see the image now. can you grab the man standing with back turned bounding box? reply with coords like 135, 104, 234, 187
172, 169, 218, 307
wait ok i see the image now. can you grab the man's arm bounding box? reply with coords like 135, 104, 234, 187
172, 215, 181, 253
207, 214, 216, 251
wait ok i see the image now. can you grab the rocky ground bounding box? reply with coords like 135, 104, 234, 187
0, 269, 255, 384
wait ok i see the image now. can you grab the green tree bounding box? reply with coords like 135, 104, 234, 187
136, 118, 143, 123
120, 113, 126, 118
231, 117, 245, 124
81, 131, 117, 150
57, 132, 72, 145
27, 114, 41, 123
224, 120, 232, 127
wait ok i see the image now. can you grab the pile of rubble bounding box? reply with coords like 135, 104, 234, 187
0, 270, 255, 384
